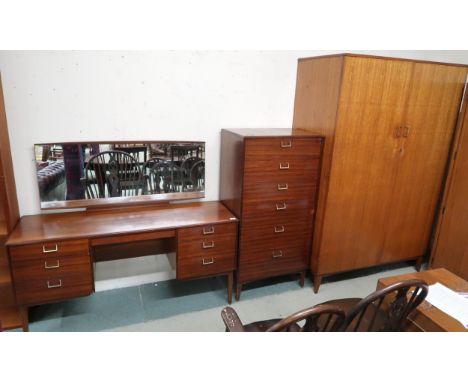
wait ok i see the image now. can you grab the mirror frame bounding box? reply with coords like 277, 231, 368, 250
34, 140, 205, 210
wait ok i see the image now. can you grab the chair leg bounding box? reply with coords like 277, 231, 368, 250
236, 283, 242, 301
313, 275, 322, 294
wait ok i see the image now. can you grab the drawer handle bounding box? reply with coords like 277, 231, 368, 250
203, 226, 215, 235
202, 241, 215, 249
279, 162, 290, 170
42, 244, 58, 253
47, 279, 62, 289
276, 202, 287, 210
44, 260, 60, 269
202, 257, 215, 265
274, 225, 285, 233
281, 141, 292, 148
277, 183, 288, 191
272, 250, 283, 258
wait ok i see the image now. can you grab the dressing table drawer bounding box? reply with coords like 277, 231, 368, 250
177, 222, 237, 242
177, 252, 236, 279
177, 222, 237, 279
11, 254, 93, 305
9, 239, 89, 262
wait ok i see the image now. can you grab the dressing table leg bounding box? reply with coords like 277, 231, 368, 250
227, 271, 233, 304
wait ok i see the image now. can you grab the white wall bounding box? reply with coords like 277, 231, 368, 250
1, 50, 468, 217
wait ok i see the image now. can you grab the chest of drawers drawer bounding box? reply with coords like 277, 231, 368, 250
244, 156, 321, 176
177, 222, 237, 279
244, 137, 322, 159
238, 244, 309, 283
9, 239, 89, 262
242, 198, 315, 220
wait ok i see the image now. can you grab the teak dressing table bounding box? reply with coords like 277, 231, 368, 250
5, 201, 238, 330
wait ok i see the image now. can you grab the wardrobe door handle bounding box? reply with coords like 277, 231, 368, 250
394, 126, 402, 138
280, 141, 292, 148
44, 260, 60, 269
276, 202, 287, 210
277, 183, 288, 191
202, 241, 215, 249
402, 126, 410, 138
279, 163, 290, 170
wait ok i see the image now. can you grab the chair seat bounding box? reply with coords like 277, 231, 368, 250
319, 298, 388, 331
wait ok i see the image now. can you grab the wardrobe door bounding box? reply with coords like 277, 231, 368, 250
431, 97, 468, 279
317, 57, 413, 275
380, 63, 468, 263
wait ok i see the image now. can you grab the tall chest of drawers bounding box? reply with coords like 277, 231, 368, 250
220, 129, 323, 299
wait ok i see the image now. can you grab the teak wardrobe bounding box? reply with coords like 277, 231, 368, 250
292, 54, 468, 292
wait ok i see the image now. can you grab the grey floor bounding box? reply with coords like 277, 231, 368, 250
24, 262, 419, 332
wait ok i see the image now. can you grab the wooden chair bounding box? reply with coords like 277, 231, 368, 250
143, 159, 182, 194
180, 156, 201, 190
221, 304, 345, 332
321, 279, 429, 331
83, 150, 143, 199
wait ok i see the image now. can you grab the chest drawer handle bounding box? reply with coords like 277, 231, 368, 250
202, 241, 215, 249
203, 226, 215, 235
279, 162, 290, 170
277, 183, 288, 191
274, 225, 285, 233
281, 141, 292, 148
202, 257, 214, 265
47, 279, 62, 289
43, 244, 58, 253
276, 202, 287, 210
272, 250, 283, 258
44, 260, 60, 269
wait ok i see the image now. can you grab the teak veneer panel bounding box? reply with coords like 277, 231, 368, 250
318, 57, 414, 274
431, 86, 468, 280
381, 63, 468, 264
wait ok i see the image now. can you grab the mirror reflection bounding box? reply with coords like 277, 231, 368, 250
34, 142, 205, 206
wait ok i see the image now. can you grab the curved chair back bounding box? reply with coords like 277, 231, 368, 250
221, 304, 345, 332
84, 150, 143, 199
143, 159, 182, 194
343, 279, 429, 331
267, 304, 346, 332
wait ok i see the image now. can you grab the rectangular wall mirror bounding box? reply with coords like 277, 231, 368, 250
34, 141, 205, 209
